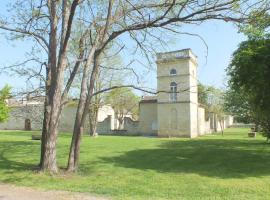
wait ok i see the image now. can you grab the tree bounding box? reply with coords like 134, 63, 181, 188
239, 7, 270, 38
0, 0, 87, 172
224, 87, 254, 123
198, 83, 226, 134
10, 0, 88, 172
0, 85, 11, 122
0, 0, 267, 173
198, 83, 210, 106
67, 0, 267, 172
105, 88, 139, 130
227, 36, 270, 140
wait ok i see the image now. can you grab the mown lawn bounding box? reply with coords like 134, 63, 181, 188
0, 128, 270, 200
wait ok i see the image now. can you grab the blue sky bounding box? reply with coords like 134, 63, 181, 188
0, 2, 246, 93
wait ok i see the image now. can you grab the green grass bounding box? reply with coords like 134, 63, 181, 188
0, 128, 270, 199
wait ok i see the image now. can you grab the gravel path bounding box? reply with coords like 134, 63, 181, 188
0, 184, 108, 200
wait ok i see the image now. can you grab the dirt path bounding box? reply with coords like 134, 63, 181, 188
0, 184, 108, 200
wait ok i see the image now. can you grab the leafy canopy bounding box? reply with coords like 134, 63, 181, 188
198, 83, 225, 118
227, 36, 270, 139
0, 85, 11, 122
105, 87, 140, 119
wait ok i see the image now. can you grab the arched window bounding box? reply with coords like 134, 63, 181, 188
170, 69, 177, 75
170, 82, 177, 102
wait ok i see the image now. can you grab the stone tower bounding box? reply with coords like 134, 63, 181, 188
156, 49, 198, 137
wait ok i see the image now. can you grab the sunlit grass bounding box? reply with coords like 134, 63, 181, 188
0, 128, 269, 200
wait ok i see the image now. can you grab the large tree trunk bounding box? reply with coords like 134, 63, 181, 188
39, 0, 78, 172
42, 78, 66, 171
39, 0, 58, 171
39, 94, 50, 167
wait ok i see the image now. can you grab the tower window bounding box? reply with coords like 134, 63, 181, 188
170, 82, 177, 102
170, 69, 177, 75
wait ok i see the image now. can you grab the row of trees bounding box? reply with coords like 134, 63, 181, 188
0, 0, 268, 173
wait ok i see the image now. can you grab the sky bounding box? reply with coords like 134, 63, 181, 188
0, 2, 247, 94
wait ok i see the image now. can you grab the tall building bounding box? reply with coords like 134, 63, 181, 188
139, 49, 199, 137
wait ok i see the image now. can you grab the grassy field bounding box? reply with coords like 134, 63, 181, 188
0, 128, 270, 200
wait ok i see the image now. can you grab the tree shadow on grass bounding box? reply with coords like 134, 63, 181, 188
0, 141, 39, 182
100, 138, 270, 179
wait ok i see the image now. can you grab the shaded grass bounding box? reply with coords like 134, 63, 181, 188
0, 128, 270, 199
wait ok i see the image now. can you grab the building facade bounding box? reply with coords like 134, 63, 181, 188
0, 49, 233, 137
137, 49, 233, 137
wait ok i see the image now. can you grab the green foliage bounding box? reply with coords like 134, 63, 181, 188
105, 87, 140, 120
198, 83, 208, 106
224, 87, 253, 123
1, 129, 270, 199
227, 37, 270, 139
198, 83, 226, 119
239, 11, 270, 38
0, 85, 11, 122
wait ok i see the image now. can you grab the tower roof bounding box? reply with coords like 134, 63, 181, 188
156, 49, 197, 64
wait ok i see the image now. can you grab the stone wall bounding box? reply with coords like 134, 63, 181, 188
0, 103, 234, 136
138, 102, 158, 135
96, 116, 140, 135
0, 105, 91, 132
0, 105, 43, 131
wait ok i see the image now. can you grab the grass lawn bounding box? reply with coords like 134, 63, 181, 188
0, 128, 270, 200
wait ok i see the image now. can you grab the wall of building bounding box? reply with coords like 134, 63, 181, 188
0, 105, 114, 133
156, 49, 199, 138
157, 103, 191, 137
157, 60, 191, 103
225, 115, 234, 127
0, 103, 234, 137
0, 104, 140, 135
198, 107, 206, 135
96, 116, 112, 134
138, 102, 157, 135
197, 107, 212, 135
0, 105, 43, 131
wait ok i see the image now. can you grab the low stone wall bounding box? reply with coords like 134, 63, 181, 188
231, 123, 254, 128
96, 116, 112, 134
96, 116, 140, 135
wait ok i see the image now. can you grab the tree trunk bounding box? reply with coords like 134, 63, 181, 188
67, 47, 96, 171
40, 76, 64, 173
118, 117, 124, 130
39, 97, 50, 167
39, 0, 57, 170
39, 0, 81, 172
67, 82, 87, 171
219, 119, 224, 136
67, 52, 99, 172
41, 125, 58, 172
89, 105, 99, 137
